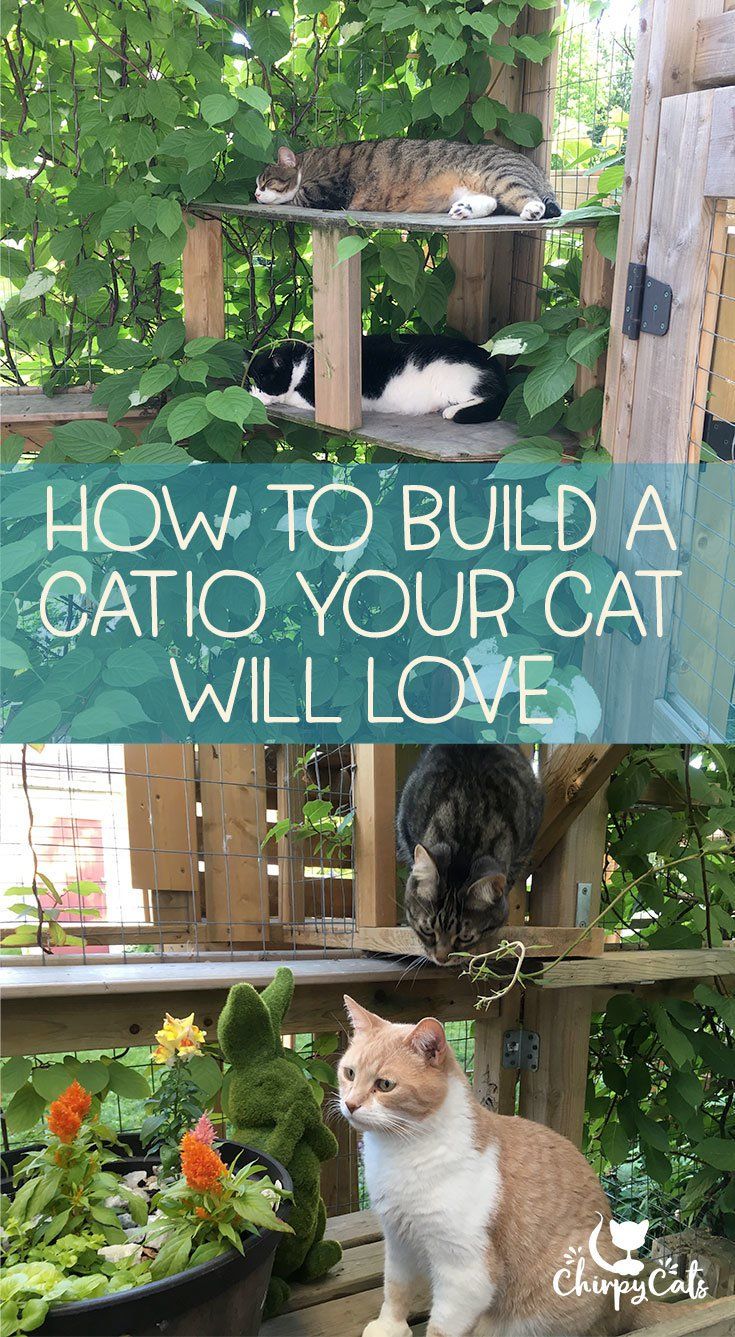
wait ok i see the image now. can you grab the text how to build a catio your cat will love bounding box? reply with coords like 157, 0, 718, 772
29, 469, 690, 737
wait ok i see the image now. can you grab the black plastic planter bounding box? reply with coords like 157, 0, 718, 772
2, 1139, 292, 1337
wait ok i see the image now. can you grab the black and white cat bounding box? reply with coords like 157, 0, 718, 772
248, 335, 507, 423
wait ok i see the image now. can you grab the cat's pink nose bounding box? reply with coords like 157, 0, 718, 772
345, 1099, 361, 1114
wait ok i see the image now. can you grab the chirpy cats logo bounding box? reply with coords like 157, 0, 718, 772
552, 1215, 709, 1312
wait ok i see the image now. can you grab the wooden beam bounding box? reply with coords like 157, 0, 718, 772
694, 11, 735, 88
446, 233, 494, 342
124, 745, 198, 903
472, 867, 529, 1116
199, 745, 269, 947
0, 959, 488, 1057
519, 787, 608, 1144
620, 1296, 735, 1337
311, 226, 362, 432
353, 745, 397, 929
532, 746, 627, 867
277, 744, 307, 930
288, 923, 605, 958
181, 213, 225, 340
536, 947, 734, 990
705, 87, 735, 195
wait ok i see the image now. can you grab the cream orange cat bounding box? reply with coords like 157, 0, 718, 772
339, 999, 698, 1337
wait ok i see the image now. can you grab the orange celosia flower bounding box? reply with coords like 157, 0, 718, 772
180, 1131, 228, 1193
47, 1079, 92, 1144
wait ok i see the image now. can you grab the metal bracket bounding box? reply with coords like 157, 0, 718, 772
502, 1029, 539, 1072
575, 882, 592, 928
622, 262, 672, 340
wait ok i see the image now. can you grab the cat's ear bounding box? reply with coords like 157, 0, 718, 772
413, 844, 439, 880
467, 871, 506, 906
344, 995, 384, 1033
277, 146, 297, 168
407, 1017, 447, 1066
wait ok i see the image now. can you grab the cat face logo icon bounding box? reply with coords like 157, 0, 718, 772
588, 1215, 649, 1277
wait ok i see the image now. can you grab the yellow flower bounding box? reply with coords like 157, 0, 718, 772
153, 1013, 206, 1066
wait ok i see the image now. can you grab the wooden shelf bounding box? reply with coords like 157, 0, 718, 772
535, 946, 734, 989
286, 923, 605, 958
270, 403, 557, 460
197, 202, 596, 235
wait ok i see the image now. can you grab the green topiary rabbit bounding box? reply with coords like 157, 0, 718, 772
218, 967, 342, 1318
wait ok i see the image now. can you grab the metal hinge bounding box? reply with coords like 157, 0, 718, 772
502, 1029, 539, 1071
622, 262, 673, 340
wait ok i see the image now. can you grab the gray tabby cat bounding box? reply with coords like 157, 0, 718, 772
397, 745, 544, 964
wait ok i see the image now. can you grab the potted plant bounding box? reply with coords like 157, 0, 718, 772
1, 1081, 293, 1337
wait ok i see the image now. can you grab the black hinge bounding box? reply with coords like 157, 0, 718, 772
622, 262, 673, 340
502, 1029, 539, 1071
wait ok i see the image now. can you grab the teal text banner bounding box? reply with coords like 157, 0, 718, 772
1, 461, 733, 743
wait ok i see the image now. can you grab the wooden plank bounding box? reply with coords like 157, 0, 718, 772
536, 947, 734, 990
695, 11, 735, 88
311, 226, 362, 432
284, 1239, 385, 1312
289, 923, 605, 958
262, 1288, 391, 1336
2, 388, 152, 428
0, 958, 487, 1056
705, 87, 735, 195
181, 212, 225, 340
627, 90, 717, 462
268, 402, 575, 460
320, 1034, 359, 1218
324, 1210, 382, 1250
198, 745, 269, 947
446, 232, 494, 342
124, 745, 198, 900
601, 0, 724, 461
198, 202, 596, 234
532, 746, 627, 868
520, 784, 608, 1145
623, 1296, 735, 1336
353, 745, 397, 929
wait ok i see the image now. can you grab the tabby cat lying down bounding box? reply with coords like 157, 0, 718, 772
249, 335, 507, 423
255, 139, 561, 221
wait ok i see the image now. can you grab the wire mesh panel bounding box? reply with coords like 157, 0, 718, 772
692, 202, 735, 463
0, 744, 356, 961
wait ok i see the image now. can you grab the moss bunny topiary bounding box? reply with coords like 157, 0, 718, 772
218, 967, 342, 1317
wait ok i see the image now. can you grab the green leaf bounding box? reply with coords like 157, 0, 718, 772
567, 324, 609, 370
156, 198, 183, 238
151, 320, 186, 360
379, 242, 422, 289
428, 33, 466, 68
99, 201, 135, 238
695, 1138, 735, 1171
491, 323, 549, 358
601, 1121, 631, 1166
464, 12, 499, 40
122, 441, 187, 465
1, 1056, 33, 1094
502, 112, 543, 149
694, 983, 735, 1029
247, 16, 292, 68
336, 235, 370, 264
564, 387, 604, 434
4, 1082, 46, 1133
205, 386, 267, 427
138, 363, 177, 402
430, 74, 469, 119
0, 637, 31, 671
106, 1062, 151, 1099
3, 700, 63, 744
52, 421, 121, 461
117, 121, 157, 163
235, 85, 270, 114
0, 433, 25, 469
167, 396, 213, 441
19, 270, 56, 301
32, 1065, 77, 1101
522, 342, 577, 418
201, 93, 238, 125
187, 1053, 223, 1096
76, 1060, 111, 1095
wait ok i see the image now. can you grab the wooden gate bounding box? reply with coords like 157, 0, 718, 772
603, 0, 735, 465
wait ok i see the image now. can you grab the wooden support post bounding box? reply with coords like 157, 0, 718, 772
601, 0, 725, 461
320, 1034, 360, 1217
353, 745, 397, 929
576, 232, 615, 400
694, 10, 735, 88
518, 783, 609, 1145
473, 875, 528, 1116
311, 226, 362, 432
532, 745, 627, 868
277, 745, 307, 930
199, 745, 269, 947
182, 214, 225, 340
446, 234, 495, 342
124, 745, 199, 931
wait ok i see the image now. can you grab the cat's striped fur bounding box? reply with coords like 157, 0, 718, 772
255, 140, 561, 221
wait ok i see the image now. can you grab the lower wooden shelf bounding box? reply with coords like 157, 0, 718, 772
270, 403, 568, 461
261, 1210, 735, 1337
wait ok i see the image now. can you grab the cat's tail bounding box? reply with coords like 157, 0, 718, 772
543, 195, 562, 219
444, 390, 507, 424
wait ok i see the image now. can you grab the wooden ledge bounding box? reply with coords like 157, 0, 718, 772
194, 201, 597, 235
285, 923, 605, 959
536, 946, 734, 989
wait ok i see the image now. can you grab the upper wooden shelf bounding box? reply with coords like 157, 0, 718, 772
195, 202, 598, 235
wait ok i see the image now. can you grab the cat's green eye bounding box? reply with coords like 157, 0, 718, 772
343, 1066, 355, 1081
375, 1078, 396, 1093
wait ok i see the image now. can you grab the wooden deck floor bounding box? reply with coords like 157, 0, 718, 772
262, 1212, 735, 1337
198, 202, 596, 236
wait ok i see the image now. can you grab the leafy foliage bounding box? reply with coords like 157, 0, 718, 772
587, 746, 735, 1240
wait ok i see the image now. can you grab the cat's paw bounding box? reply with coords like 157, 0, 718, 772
520, 198, 546, 221
362, 1321, 412, 1337
442, 404, 460, 420
449, 200, 474, 220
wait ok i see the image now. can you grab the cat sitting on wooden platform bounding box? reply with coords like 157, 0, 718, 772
249, 335, 507, 424
254, 139, 561, 221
